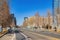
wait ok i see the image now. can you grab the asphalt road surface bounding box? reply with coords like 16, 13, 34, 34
35, 30, 60, 39
21, 30, 50, 40
16, 32, 26, 40
23, 28, 60, 39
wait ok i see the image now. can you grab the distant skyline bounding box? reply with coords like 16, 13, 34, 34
9, 0, 52, 25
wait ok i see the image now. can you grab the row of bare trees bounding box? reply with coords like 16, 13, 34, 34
0, 0, 16, 28
23, 10, 53, 29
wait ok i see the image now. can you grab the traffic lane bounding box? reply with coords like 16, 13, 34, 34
16, 32, 26, 40
22, 30, 49, 40
35, 30, 60, 39
23, 28, 60, 39
21, 28, 60, 39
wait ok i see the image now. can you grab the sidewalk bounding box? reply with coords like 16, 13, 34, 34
0, 33, 15, 40
0, 31, 8, 38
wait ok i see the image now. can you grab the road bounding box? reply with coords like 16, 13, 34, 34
34, 30, 60, 39
21, 29, 50, 40
15, 28, 60, 40
15, 28, 26, 40
16, 33, 26, 40
22, 28, 60, 39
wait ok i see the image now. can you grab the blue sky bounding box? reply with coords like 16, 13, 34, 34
9, 0, 52, 25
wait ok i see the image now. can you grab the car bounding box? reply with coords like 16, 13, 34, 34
8, 29, 13, 33
14, 29, 19, 33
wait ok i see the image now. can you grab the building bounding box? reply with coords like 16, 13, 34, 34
24, 17, 28, 21
53, 0, 60, 14
23, 11, 53, 29
10, 14, 17, 27
52, 0, 60, 28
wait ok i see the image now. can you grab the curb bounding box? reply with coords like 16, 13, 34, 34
0, 32, 8, 38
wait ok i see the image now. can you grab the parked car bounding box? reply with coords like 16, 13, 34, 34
8, 29, 13, 33
14, 28, 20, 33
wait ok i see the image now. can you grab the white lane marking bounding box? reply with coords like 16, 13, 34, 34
21, 33, 32, 40
12, 33, 16, 40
